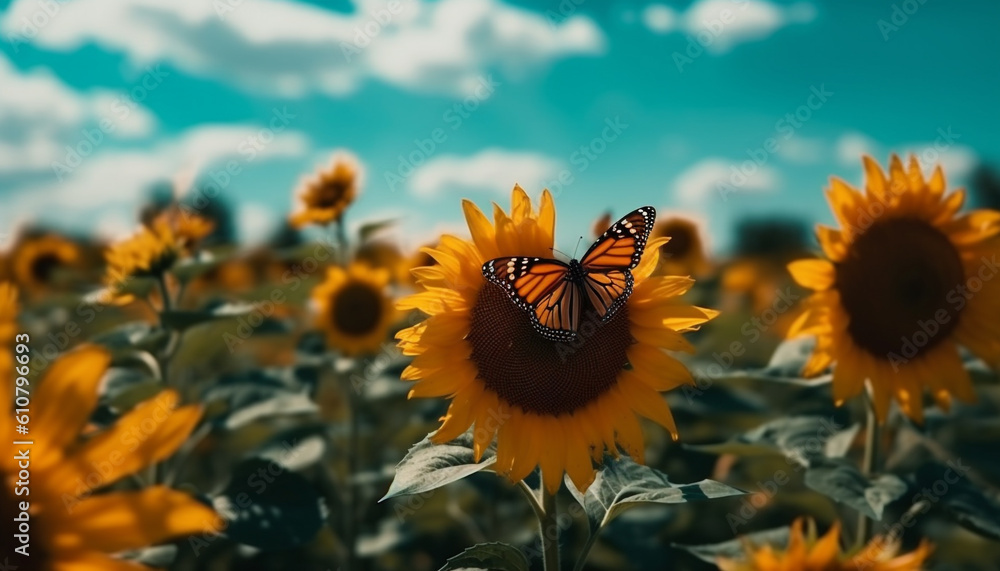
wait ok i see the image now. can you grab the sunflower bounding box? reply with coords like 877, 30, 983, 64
788, 154, 1000, 423
10, 234, 81, 289
396, 185, 716, 493
652, 217, 709, 277
290, 155, 359, 228
401, 242, 439, 289
313, 262, 396, 356
0, 282, 16, 387
356, 240, 408, 283
103, 210, 213, 304
0, 336, 222, 569
717, 518, 932, 571
157, 205, 215, 247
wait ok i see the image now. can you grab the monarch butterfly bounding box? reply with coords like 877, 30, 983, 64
482, 206, 655, 341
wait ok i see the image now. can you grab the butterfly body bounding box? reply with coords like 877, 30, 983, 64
482, 207, 655, 341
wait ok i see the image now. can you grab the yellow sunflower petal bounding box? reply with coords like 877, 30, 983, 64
55, 487, 221, 553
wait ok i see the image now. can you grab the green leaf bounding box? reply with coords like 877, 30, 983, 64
214, 458, 326, 551
438, 542, 529, 571
687, 416, 858, 467
92, 322, 170, 354
381, 431, 495, 501
566, 455, 745, 533
913, 461, 1000, 540
674, 526, 790, 564
204, 371, 318, 429
160, 302, 275, 331
358, 218, 397, 242
253, 425, 328, 471
171, 253, 225, 283
804, 459, 907, 520
700, 338, 832, 386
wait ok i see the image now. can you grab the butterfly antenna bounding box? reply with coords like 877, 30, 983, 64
549, 247, 569, 259
572, 236, 584, 259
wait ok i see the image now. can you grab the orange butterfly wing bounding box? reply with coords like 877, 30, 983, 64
578, 207, 654, 320
481, 206, 655, 339
482, 256, 578, 341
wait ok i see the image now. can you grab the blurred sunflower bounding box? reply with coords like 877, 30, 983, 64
157, 205, 215, 247
356, 240, 408, 283
314, 262, 396, 356
10, 234, 81, 289
0, 339, 222, 570
396, 185, 716, 493
290, 155, 359, 228
0, 282, 15, 382
652, 217, 709, 277
717, 518, 932, 571
789, 155, 1000, 422
103, 210, 214, 303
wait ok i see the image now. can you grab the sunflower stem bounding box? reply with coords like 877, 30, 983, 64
572, 532, 599, 571
539, 479, 561, 571
517, 480, 545, 522
335, 218, 349, 266
857, 394, 880, 547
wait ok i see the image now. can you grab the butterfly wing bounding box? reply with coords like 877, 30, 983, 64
580, 269, 634, 322
579, 206, 656, 271
482, 256, 579, 341
578, 206, 655, 321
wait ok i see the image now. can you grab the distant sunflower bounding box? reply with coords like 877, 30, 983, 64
0, 282, 16, 387
157, 205, 215, 247
11, 234, 81, 289
103, 210, 213, 303
397, 185, 716, 493
789, 155, 1000, 422
356, 240, 408, 283
652, 217, 709, 277
0, 343, 222, 571
717, 518, 932, 571
314, 262, 396, 356
290, 155, 359, 228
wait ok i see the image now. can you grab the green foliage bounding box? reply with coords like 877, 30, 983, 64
566, 455, 745, 533
382, 431, 496, 501
437, 542, 530, 571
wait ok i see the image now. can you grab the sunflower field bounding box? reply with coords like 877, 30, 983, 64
3, 1, 1000, 571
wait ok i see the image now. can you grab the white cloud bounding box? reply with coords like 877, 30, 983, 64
899, 141, 978, 181
835, 132, 879, 166
641, 4, 678, 34
1, 0, 604, 97
672, 158, 779, 204
2, 125, 308, 232
641, 0, 816, 52
237, 202, 276, 246
776, 135, 826, 164
0, 53, 156, 175
835, 131, 978, 181
410, 148, 561, 197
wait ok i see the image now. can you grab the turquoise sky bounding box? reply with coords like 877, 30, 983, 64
1, 0, 997, 253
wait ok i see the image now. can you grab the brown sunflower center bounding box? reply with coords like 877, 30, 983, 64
332, 281, 383, 336
316, 180, 350, 209
30, 253, 62, 282
1, 468, 50, 570
835, 218, 965, 358
660, 226, 693, 259
467, 283, 635, 416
